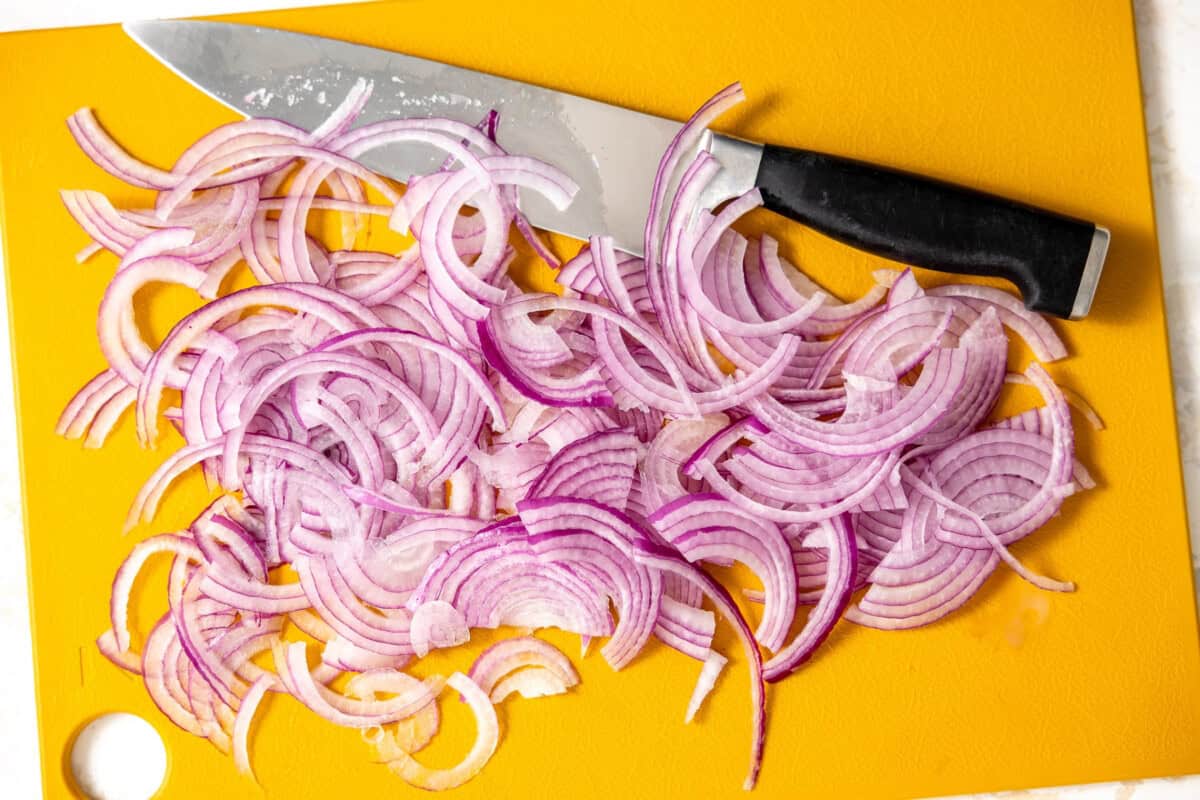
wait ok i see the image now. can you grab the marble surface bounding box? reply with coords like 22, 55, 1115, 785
0, 1, 1196, 798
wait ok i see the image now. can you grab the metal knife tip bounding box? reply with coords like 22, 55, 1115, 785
123, 19, 199, 55
121, 19, 158, 44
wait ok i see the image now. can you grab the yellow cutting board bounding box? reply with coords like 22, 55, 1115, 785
2, 1, 1198, 798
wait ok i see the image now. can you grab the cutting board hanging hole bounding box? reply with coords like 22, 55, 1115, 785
68, 713, 168, 800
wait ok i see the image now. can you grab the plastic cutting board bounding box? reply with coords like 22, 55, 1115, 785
0, 1, 1198, 797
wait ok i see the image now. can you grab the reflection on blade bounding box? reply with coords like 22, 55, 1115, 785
124, 19, 704, 254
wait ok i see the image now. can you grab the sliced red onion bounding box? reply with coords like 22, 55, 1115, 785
848, 542, 1000, 630
467, 636, 579, 701
654, 595, 716, 660
70, 79, 1096, 793
642, 414, 729, 508
515, 496, 766, 789
762, 516, 858, 681
276, 642, 439, 727
323, 636, 410, 672
96, 629, 142, 674
685, 650, 727, 723
350, 672, 442, 755
232, 675, 275, 780
747, 346, 970, 458
378, 673, 499, 790
110, 534, 202, 653
678, 190, 826, 337
409, 601, 470, 657
650, 494, 796, 653
527, 428, 641, 510
927, 283, 1067, 362
489, 667, 573, 703
751, 237, 892, 336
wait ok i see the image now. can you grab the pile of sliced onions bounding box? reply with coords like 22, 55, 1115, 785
64, 78, 1098, 791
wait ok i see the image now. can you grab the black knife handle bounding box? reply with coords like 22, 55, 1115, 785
753, 144, 1108, 319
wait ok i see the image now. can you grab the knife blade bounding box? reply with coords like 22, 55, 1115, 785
125, 19, 1108, 319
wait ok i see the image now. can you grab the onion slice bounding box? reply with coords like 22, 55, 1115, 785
379, 673, 499, 791
409, 601, 470, 657
67, 78, 1095, 793
233, 675, 276, 780
685, 650, 727, 723
468, 637, 579, 702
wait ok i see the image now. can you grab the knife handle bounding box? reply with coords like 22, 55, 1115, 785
753, 144, 1109, 319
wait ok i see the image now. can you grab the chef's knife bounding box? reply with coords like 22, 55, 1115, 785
125, 19, 1108, 320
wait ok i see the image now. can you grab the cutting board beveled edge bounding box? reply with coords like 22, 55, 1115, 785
0, 1, 1198, 798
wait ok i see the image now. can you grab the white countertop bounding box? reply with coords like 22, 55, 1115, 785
0, 2, 1196, 798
